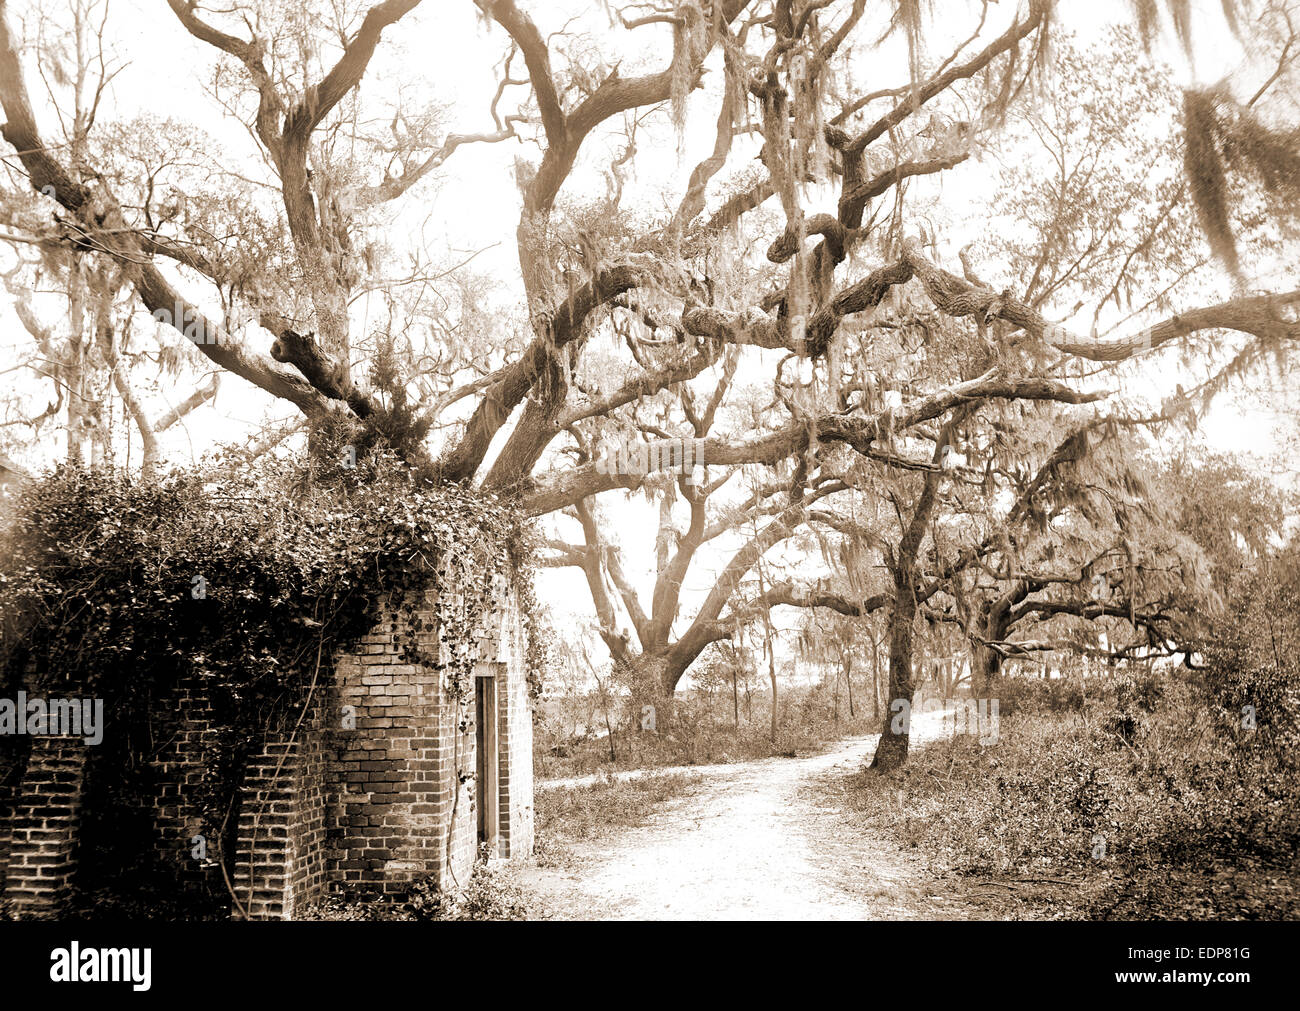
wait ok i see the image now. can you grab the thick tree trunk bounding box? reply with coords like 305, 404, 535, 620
971, 610, 1009, 698
971, 641, 1003, 698
868, 420, 957, 771
617, 651, 675, 735
871, 584, 916, 771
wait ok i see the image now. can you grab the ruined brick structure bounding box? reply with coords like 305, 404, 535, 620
0, 582, 534, 920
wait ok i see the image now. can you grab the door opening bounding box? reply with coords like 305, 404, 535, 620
475, 670, 499, 854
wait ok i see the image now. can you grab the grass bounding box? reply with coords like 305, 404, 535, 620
535, 769, 704, 844
812, 673, 1300, 920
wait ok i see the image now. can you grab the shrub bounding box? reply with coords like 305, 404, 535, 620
405, 855, 529, 921
1105, 671, 1165, 745
299, 850, 529, 921
995, 674, 1090, 717
822, 663, 1300, 917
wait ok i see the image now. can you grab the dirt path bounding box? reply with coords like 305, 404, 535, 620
512, 718, 988, 920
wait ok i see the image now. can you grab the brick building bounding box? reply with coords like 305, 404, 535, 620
0, 582, 534, 920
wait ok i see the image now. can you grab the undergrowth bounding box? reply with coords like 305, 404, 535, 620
535, 681, 881, 779
819, 670, 1300, 919
299, 848, 529, 921
535, 769, 704, 842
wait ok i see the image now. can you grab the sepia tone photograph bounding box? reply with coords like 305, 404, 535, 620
0, 0, 1294, 994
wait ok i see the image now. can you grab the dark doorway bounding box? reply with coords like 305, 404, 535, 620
474, 669, 499, 853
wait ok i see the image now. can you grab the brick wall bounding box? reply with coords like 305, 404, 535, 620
230, 700, 332, 921
229, 581, 533, 917
0, 575, 535, 920
324, 587, 477, 901
0, 747, 18, 897
2, 736, 86, 916
289, 712, 329, 908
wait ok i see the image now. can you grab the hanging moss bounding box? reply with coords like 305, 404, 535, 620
1183, 88, 1241, 278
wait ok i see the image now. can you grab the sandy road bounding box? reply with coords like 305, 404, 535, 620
512, 720, 988, 920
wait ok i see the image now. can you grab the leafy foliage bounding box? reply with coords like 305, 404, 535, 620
299, 848, 530, 921
987, 27, 1204, 318
0, 460, 539, 859
824, 532, 1300, 919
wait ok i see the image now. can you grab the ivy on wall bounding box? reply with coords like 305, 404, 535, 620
0, 457, 544, 892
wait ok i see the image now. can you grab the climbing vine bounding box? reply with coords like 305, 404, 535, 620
0, 457, 542, 900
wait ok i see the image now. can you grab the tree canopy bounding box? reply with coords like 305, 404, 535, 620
2, 0, 1297, 767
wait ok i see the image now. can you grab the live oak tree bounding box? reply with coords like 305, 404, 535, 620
0, 1, 1275, 488
952, 448, 1295, 689
537, 357, 864, 713
516, 6, 1154, 725
2, 1, 1299, 771
941, 422, 1212, 684
743, 409, 1209, 765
